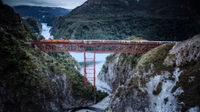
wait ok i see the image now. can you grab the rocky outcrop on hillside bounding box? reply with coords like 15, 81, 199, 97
98, 53, 142, 92
163, 35, 200, 67
51, 0, 200, 41
0, 1, 107, 111
99, 35, 200, 111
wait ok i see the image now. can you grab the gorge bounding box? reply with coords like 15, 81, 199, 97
0, 0, 200, 111
98, 36, 200, 111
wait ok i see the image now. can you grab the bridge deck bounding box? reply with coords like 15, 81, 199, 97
31, 40, 175, 53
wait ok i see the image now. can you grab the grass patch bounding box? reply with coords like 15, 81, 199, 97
153, 82, 162, 95
103, 65, 108, 74
68, 71, 108, 101
128, 77, 139, 89
136, 43, 175, 76
115, 87, 122, 97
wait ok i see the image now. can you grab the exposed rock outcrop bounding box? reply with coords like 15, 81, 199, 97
98, 53, 140, 91
99, 35, 200, 111
163, 35, 200, 66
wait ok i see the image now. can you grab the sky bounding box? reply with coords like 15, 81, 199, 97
2, 0, 87, 9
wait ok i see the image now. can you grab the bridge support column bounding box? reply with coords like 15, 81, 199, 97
84, 51, 87, 86
83, 51, 96, 91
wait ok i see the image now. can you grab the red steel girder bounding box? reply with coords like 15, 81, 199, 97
32, 42, 161, 53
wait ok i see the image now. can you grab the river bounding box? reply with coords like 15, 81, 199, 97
41, 23, 54, 39
41, 23, 111, 112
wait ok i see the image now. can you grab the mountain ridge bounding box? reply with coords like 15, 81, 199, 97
13, 5, 71, 26
69, 0, 200, 17
51, 0, 200, 41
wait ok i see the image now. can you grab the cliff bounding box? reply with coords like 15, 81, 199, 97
98, 35, 200, 111
50, 0, 200, 40
98, 53, 142, 91
0, 1, 107, 111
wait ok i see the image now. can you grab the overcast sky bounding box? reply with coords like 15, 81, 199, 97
2, 0, 87, 9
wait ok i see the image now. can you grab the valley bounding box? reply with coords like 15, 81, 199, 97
0, 0, 200, 111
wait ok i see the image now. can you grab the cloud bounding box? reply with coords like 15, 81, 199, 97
2, 0, 87, 9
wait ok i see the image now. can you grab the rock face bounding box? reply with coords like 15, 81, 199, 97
163, 35, 200, 67
98, 54, 120, 91
98, 35, 200, 111
51, 0, 200, 41
98, 53, 141, 92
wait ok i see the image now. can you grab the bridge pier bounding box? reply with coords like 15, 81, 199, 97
84, 50, 96, 91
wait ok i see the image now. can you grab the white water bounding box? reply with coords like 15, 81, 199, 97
41, 23, 54, 39
41, 23, 111, 111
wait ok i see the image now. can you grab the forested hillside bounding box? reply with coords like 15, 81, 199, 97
51, 0, 200, 40
22, 16, 42, 34
13, 5, 71, 26
0, 1, 107, 111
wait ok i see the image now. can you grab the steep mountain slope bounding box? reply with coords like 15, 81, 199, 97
51, 0, 200, 40
0, 1, 107, 111
13, 5, 71, 26
69, 0, 200, 16
98, 35, 200, 111
22, 16, 42, 34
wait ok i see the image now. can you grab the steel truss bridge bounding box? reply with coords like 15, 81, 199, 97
30, 40, 171, 90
